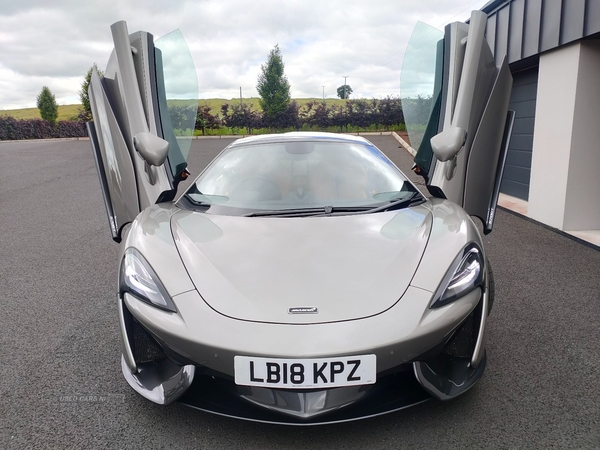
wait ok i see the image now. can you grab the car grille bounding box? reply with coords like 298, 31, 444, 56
131, 317, 167, 364
442, 307, 480, 359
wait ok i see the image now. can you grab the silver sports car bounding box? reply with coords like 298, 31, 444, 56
87, 11, 513, 424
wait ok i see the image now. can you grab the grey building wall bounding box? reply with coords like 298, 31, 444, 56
482, 0, 600, 67
479, 0, 600, 200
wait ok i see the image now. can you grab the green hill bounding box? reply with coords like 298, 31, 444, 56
0, 104, 81, 121
197, 97, 348, 113
0, 98, 351, 120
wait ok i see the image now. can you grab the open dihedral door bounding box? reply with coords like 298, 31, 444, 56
87, 21, 198, 242
401, 11, 514, 234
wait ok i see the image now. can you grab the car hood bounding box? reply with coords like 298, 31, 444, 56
171, 206, 432, 324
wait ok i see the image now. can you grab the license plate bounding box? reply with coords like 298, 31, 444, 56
234, 355, 376, 389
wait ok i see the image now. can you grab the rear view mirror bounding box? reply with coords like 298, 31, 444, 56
430, 126, 466, 162
133, 132, 169, 166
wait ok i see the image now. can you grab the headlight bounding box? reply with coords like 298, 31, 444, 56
119, 248, 177, 312
430, 243, 484, 308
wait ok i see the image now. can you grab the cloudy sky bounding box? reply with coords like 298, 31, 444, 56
0, 0, 489, 110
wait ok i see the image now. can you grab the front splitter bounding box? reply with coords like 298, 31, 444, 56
177, 369, 431, 425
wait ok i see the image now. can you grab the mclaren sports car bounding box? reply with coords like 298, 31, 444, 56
87, 12, 514, 424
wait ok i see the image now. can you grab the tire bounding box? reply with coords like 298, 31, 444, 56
487, 259, 495, 315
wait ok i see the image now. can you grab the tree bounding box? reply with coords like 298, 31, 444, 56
270, 101, 301, 130
79, 64, 103, 122
346, 99, 371, 129
195, 105, 221, 135
36, 86, 58, 125
378, 96, 404, 130
256, 45, 291, 124
302, 101, 332, 129
337, 84, 353, 99
221, 103, 263, 134
167, 104, 197, 131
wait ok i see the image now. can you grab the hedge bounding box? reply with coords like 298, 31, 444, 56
0, 117, 87, 141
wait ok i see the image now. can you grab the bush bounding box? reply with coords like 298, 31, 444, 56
0, 117, 87, 140
195, 105, 221, 135
200, 97, 405, 135
221, 103, 263, 134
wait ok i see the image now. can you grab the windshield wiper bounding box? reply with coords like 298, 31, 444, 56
243, 195, 425, 218
360, 193, 426, 214
243, 205, 372, 217
321, 194, 425, 216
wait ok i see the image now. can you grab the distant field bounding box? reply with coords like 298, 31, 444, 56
197, 97, 348, 113
0, 98, 351, 120
0, 104, 81, 121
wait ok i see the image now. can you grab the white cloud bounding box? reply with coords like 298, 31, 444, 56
0, 0, 489, 110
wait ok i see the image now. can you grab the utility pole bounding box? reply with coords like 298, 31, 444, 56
343, 76, 349, 99
322, 86, 325, 100
240, 87, 242, 105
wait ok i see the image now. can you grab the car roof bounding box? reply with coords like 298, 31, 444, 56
228, 132, 372, 147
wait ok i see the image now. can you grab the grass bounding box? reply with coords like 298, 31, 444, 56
197, 97, 349, 114
0, 98, 352, 120
0, 104, 81, 121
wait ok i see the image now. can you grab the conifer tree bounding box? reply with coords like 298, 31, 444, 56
36, 86, 58, 124
257, 45, 291, 123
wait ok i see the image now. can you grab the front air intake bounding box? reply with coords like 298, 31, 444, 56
441, 301, 482, 359
131, 316, 167, 364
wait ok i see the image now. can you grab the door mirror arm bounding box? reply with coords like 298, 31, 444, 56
144, 161, 157, 185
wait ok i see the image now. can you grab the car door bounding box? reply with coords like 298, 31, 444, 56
401, 11, 514, 234
87, 21, 198, 242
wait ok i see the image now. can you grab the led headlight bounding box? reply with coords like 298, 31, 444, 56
430, 243, 484, 308
119, 248, 177, 312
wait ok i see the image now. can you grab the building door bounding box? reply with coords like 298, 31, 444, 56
500, 66, 538, 200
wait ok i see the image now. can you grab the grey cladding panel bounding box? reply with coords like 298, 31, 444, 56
495, 6, 510, 60
540, 0, 561, 52
585, 0, 600, 35
500, 66, 538, 200
487, 0, 600, 63
523, 0, 542, 58
508, 0, 525, 63
560, 1, 585, 44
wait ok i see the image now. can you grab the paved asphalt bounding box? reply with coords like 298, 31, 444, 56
0, 135, 598, 449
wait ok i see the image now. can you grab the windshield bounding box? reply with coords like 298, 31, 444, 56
182, 138, 421, 215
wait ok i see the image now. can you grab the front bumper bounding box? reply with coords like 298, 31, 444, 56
178, 364, 434, 425
117, 277, 489, 424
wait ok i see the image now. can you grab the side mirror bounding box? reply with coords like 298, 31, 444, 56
133, 132, 169, 166
430, 126, 466, 162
